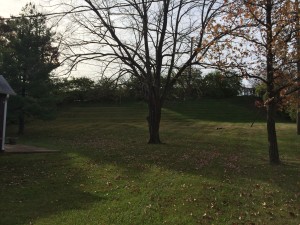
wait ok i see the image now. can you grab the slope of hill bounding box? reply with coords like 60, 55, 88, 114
1, 96, 299, 225
164, 96, 263, 123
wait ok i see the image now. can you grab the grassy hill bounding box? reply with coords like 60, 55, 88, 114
1, 97, 299, 225
164, 96, 264, 122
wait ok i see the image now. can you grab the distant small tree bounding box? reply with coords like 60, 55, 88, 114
201, 71, 241, 98
123, 76, 145, 101
61, 77, 95, 102
0, 3, 59, 134
286, 96, 298, 121
54, 76, 126, 103
92, 77, 120, 103
255, 83, 267, 99
171, 68, 203, 100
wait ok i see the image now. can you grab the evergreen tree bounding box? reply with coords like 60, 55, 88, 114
0, 3, 59, 134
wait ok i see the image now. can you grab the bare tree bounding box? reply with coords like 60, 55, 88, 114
59, 0, 234, 143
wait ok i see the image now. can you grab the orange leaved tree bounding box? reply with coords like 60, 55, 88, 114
211, 0, 299, 164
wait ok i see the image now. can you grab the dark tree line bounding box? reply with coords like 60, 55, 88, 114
53, 71, 242, 104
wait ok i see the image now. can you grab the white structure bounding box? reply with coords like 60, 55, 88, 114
0, 75, 16, 151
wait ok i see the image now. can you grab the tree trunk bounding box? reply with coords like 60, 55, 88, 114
266, 102, 280, 164
266, 0, 280, 164
298, 100, 300, 135
265, 1, 280, 164
19, 74, 26, 135
147, 95, 162, 144
297, 72, 300, 134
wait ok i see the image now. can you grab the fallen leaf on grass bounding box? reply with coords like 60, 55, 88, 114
202, 212, 213, 220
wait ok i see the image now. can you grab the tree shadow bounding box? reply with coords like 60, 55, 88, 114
37, 120, 300, 198
7, 102, 299, 223
0, 153, 103, 225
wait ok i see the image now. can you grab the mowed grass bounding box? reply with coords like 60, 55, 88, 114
1, 97, 299, 225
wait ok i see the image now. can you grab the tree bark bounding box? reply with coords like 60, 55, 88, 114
267, 102, 280, 164
297, 80, 300, 135
147, 93, 162, 144
266, 0, 280, 164
297, 90, 300, 135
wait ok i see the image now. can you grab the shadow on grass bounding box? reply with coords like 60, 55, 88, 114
15, 99, 299, 196
35, 120, 299, 199
0, 153, 103, 225
5, 100, 299, 223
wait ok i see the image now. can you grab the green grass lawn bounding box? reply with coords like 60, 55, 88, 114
1, 97, 299, 225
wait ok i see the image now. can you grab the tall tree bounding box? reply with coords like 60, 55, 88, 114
0, 3, 59, 134
214, 0, 299, 164
60, 0, 237, 144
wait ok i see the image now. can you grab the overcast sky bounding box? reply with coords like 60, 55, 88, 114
0, 0, 45, 18
0, 1, 251, 85
0, 0, 100, 78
